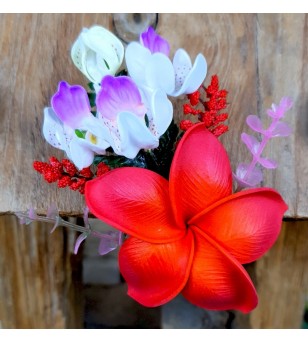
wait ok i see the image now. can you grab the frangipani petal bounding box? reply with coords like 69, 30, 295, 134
51, 81, 92, 129
119, 230, 194, 307
85, 167, 185, 243
169, 124, 232, 228
189, 188, 287, 264
97, 76, 146, 120
171, 51, 207, 96
125, 42, 151, 86
182, 227, 258, 313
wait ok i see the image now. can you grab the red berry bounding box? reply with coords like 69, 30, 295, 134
57, 175, 72, 188
33, 161, 49, 174
49, 156, 63, 172
61, 159, 78, 176
179, 120, 194, 131
96, 162, 110, 177
79, 167, 93, 179
188, 90, 200, 106
43, 167, 61, 183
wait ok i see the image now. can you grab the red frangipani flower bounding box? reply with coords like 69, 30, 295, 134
85, 123, 287, 313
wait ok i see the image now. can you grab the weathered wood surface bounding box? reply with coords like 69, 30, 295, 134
0, 13, 307, 329
0, 215, 83, 328
0, 13, 306, 217
250, 220, 308, 328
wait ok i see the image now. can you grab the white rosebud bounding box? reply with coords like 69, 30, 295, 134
71, 25, 124, 84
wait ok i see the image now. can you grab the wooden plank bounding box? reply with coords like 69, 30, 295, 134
250, 221, 308, 328
161, 14, 259, 178
0, 215, 83, 328
1, 13, 301, 217
0, 13, 112, 215
256, 14, 308, 218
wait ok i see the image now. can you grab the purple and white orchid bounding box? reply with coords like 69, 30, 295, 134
125, 27, 207, 97
43, 82, 111, 169
43, 75, 173, 168
97, 75, 173, 157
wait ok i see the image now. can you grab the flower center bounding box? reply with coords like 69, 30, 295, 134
88, 133, 98, 145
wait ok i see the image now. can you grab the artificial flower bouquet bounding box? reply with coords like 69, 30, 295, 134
16, 25, 292, 312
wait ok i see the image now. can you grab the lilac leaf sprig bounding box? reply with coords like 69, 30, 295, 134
234, 97, 293, 191
15, 205, 123, 255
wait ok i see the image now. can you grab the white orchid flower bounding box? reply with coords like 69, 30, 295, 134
71, 25, 124, 84
125, 27, 207, 97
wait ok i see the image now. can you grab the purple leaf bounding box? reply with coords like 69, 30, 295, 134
19, 217, 27, 225
28, 208, 37, 220
269, 121, 292, 137
241, 133, 260, 154
47, 204, 60, 233
96, 75, 146, 120
234, 163, 263, 189
267, 97, 293, 119
49, 222, 59, 234
51, 81, 92, 129
74, 232, 88, 254
118, 232, 124, 246
83, 206, 90, 229
47, 203, 59, 219
257, 156, 278, 169
246, 115, 263, 133
15, 213, 31, 225
98, 231, 122, 255
140, 26, 170, 56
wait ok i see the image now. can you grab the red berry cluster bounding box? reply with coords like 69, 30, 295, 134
33, 157, 111, 194
180, 75, 229, 137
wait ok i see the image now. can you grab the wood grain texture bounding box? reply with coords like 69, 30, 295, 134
0, 215, 83, 328
256, 14, 308, 218
250, 221, 308, 328
0, 14, 113, 215
0, 13, 306, 217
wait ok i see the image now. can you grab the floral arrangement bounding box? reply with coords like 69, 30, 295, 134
16, 25, 292, 313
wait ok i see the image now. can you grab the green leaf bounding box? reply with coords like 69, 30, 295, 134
115, 69, 128, 77
88, 92, 96, 108
93, 153, 148, 170
144, 120, 179, 179
88, 82, 96, 91
75, 129, 86, 139
104, 59, 110, 70
145, 114, 149, 127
